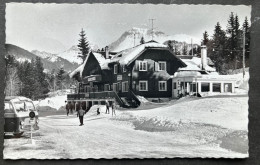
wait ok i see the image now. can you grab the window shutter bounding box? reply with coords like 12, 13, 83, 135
154, 62, 159, 71
136, 60, 139, 71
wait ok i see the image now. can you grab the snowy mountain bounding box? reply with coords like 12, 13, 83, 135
108, 27, 201, 52
57, 44, 99, 65
31, 50, 59, 62
6, 44, 79, 73
57, 45, 82, 64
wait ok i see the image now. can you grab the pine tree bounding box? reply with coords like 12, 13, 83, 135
78, 28, 91, 63
226, 12, 238, 68
167, 40, 174, 52
243, 16, 250, 66
56, 67, 66, 90
140, 36, 145, 44
22, 60, 36, 99
202, 31, 209, 45
34, 57, 49, 99
182, 43, 188, 55
211, 22, 228, 73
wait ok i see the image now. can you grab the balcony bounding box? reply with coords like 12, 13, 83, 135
67, 91, 115, 100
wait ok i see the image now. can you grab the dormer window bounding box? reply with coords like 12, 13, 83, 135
139, 61, 147, 71
114, 64, 118, 74
158, 61, 166, 71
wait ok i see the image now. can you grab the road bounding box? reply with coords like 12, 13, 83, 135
4, 109, 247, 159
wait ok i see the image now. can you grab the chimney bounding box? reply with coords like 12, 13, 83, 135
201, 45, 207, 70
105, 46, 109, 59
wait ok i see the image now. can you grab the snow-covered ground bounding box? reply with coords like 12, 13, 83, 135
4, 95, 248, 159
4, 70, 249, 159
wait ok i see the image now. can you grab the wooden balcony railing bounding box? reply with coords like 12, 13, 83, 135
67, 91, 125, 107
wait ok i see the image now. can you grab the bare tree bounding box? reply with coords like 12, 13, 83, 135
5, 67, 21, 96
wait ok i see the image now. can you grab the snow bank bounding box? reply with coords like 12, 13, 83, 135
117, 96, 248, 131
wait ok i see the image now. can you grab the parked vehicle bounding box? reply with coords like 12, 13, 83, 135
4, 96, 39, 137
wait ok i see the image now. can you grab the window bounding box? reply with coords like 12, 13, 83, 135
213, 83, 221, 92
104, 84, 110, 91
123, 65, 127, 72
224, 83, 232, 92
122, 81, 129, 92
139, 81, 148, 91
13, 101, 35, 113
201, 83, 210, 92
4, 102, 14, 113
118, 82, 122, 91
192, 83, 197, 92
139, 61, 147, 71
159, 81, 167, 91
173, 82, 177, 89
158, 61, 166, 71
114, 64, 118, 74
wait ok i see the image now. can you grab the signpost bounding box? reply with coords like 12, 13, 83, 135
29, 111, 36, 145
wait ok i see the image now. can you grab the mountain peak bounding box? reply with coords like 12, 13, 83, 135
108, 27, 200, 52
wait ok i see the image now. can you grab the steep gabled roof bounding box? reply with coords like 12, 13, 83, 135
69, 52, 109, 78
109, 42, 169, 66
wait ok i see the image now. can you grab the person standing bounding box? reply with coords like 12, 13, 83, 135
78, 106, 85, 126
112, 102, 116, 116
105, 100, 110, 114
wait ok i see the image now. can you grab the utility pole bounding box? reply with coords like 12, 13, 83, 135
242, 27, 246, 79
133, 33, 136, 46
191, 38, 193, 56
149, 18, 156, 40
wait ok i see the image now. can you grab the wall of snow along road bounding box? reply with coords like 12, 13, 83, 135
113, 96, 248, 131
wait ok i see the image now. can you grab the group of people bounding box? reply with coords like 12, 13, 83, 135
105, 100, 116, 116
65, 100, 117, 126
65, 101, 85, 126
65, 101, 74, 116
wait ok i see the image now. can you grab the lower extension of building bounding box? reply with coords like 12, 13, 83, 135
67, 41, 237, 110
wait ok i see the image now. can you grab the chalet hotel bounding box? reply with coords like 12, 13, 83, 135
68, 40, 236, 108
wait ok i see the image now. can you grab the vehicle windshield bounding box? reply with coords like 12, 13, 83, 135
4, 102, 14, 113
13, 101, 35, 112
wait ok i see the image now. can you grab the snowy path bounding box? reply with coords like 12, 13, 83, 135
4, 96, 248, 159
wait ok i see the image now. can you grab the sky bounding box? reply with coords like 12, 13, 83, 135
6, 3, 251, 54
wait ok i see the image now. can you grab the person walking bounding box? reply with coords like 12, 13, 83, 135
69, 102, 73, 114
65, 101, 69, 116
112, 102, 116, 116
105, 100, 110, 114
78, 106, 85, 126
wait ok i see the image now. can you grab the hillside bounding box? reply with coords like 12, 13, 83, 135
5, 44, 79, 73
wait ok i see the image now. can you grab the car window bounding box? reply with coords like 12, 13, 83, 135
13, 101, 28, 112
4, 102, 14, 113
25, 101, 35, 111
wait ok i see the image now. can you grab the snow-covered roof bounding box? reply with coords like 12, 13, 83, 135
179, 60, 201, 71
173, 71, 202, 77
69, 52, 110, 78
180, 57, 216, 72
174, 71, 237, 81
110, 42, 168, 65
5, 96, 33, 102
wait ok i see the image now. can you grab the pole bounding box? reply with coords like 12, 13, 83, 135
134, 33, 136, 47
191, 38, 193, 56
242, 27, 246, 79
149, 19, 155, 40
